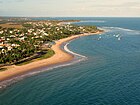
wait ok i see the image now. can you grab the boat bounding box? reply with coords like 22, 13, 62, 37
118, 36, 121, 40
116, 34, 120, 38
97, 36, 102, 40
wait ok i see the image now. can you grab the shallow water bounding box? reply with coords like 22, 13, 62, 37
0, 17, 140, 105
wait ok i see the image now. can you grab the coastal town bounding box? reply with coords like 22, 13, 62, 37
0, 19, 102, 70
0, 0, 140, 104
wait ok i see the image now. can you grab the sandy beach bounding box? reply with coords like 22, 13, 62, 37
0, 32, 101, 82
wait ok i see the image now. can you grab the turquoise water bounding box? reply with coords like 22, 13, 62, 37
0, 18, 140, 105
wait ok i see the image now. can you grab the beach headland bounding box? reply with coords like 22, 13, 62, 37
0, 31, 102, 82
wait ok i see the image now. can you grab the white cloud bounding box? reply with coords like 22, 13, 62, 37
0, 0, 140, 17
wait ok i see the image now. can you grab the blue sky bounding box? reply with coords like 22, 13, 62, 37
0, 0, 140, 17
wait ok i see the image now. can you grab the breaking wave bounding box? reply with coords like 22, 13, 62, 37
102, 27, 140, 35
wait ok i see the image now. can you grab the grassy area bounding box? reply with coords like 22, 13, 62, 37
16, 60, 34, 66
16, 49, 55, 66
37, 49, 55, 60
0, 68, 7, 71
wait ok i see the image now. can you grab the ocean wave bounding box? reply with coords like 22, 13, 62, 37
102, 27, 140, 35
64, 41, 87, 59
0, 41, 87, 89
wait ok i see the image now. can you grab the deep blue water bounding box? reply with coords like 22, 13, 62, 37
0, 17, 140, 105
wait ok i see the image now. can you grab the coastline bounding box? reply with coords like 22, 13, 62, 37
0, 31, 102, 82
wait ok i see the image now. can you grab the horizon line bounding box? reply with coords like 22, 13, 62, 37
0, 16, 140, 18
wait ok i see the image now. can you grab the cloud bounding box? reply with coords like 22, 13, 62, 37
0, 0, 24, 3
0, 0, 140, 17
123, 2, 140, 7
15, 0, 24, 2
89, 1, 140, 9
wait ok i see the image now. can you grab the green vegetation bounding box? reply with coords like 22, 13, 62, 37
16, 49, 55, 66
38, 49, 55, 60
15, 60, 33, 66
22, 23, 33, 28
0, 68, 7, 71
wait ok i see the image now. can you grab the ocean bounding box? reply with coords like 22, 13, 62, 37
0, 17, 140, 105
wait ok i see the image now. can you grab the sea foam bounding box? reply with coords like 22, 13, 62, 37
102, 27, 140, 35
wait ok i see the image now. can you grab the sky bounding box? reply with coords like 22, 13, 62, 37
0, 0, 140, 17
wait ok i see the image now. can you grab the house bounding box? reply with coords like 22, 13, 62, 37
0, 39, 4, 44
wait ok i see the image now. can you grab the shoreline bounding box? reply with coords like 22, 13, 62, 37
0, 31, 102, 82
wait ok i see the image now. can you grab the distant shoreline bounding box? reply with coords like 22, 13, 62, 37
0, 31, 102, 83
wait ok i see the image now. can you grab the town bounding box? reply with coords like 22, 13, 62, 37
0, 20, 101, 67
